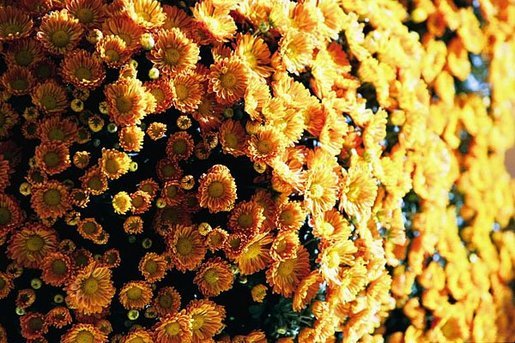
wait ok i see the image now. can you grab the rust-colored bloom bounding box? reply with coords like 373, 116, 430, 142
194, 257, 234, 297
36, 115, 78, 146
119, 281, 153, 310
192, 0, 237, 43
171, 72, 204, 112
235, 233, 273, 275
30, 180, 71, 220
0, 194, 24, 236
197, 164, 237, 213
0, 66, 36, 96
66, 0, 107, 27
292, 271, 322, 312
80, 167, 109, 195
139, 252, 168, 283
167, 225, 206, 272
99, 148, 131, 180
0, 6, 33, 41
40, 251, 74, 287
31, 81, 68, 114
0, 272, 13, 300
34, 142, 71, 175
37, 9, 84, 54
123, 0, 166, 30
266, 245, 311, 297
45, 306, 72, 328
186, 299, 226, 343
0, 102, 19, 139
60, 49, 106, 89
153, 286, 182, 317
228, 200, 265, 233
101, 15, 143, 51
150, 28, 199, 76
153, 310, 192, 343
123, 328, 154, 343
7, 222, 58, 269
20, 312, 48, 340
65, 262, 115, 315
104, 77, 150, 127
61, 323, 107, 343
208, 57, 248, 105
96, 34, 131, 68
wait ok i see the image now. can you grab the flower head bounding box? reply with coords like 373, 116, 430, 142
197, 164, 237, 213
194, 257, 234, 297
37, 9, 84, 54
167, 225, 207, 272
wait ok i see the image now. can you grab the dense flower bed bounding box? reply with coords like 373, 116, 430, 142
0, 0, 513, 342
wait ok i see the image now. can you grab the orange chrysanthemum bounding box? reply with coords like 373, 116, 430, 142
0, 6, 33, 42
40, 251, 74, 287
119, 125, 145, 152
246, 126, 286, 165
37, 9, 84, 54
149, 28, 199, 76
206, 227, 229, 252
104, 77, 150, 127
123, 328, 154, 343
130, 190, 152, 214
99, 148, 131, 180
278, 29, 314, 74
0, 66, 36, 96
123, 0, 166, 30
7, 222, 58, 269
292, 271, 322, 312
31, 180, 71, 219
139, 252, 168, 283
228, 200, 265, 233
166, 131, 195, 162
191, 93, 224, 132
36, 115, 78, 146
235, 233, 273, 275
197, 164, 237, 213
77, 217, 104, 242
60, 49, 106, 89
119, 281, 153, 310
65, 262, 115, 315
123, 216, 144, 235
162, 5, 195, 33
31, 80, 68, 114
153, 310, 192, 343
96, 35, 131, 68
3, 38, 43, 68
312, 208, 352, 241
80, 167, 109, 195
194, 257, 234, 297
101, 15, 144, 51
19, 312, 48, 340
266, 245, 311, 297
187, 299, 226, 343
304, 166, 339, 216
45, 306, 73, 328
219, 119, 248, 157
276, 200, 306, 232
153, 286, 182, 317
339, 161, 378, 222
66, 0, 107, 27
34, 142, 71, 175
270, 230, 300, 261
145, 78, 174, 114
317, 240, 357, 285
171, 72, 204, 112
167, 225, 206, 272
192, 0, 237, 43
235, 33, 273, 78
146, 122, 168, 140
61, 323, 107, 343
208, 57, 248, 105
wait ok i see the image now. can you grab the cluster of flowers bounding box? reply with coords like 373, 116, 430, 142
0, 0, 513, 342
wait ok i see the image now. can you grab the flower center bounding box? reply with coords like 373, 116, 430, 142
10, 78, 28, 91
26, 235, 44, 252
280, 210, 294, 225
105, 159, 120, 174
191, 315, 204, 331
15, 50, 33, 66
175, 84, 189, 101
88, 176, 103, 191
76, 8, 94, 24
164, 48, 181, 64
220, 72, 237, 89
207, 181, 224, 198
51, 30, 71, 48
75, 66, 92, 81
3, 23, 23, 35
0, 277, 5, 290
43, 151, 60, 167
0, 207, 12, 225
41, 94, 57, 110
27, 317, 44, 332
159, 294, 173, 308
76, 330, 95, 343
144, 260, 158, 274
176, 237, 193, 255
82, 277, 99, 295
277, 259, 295, 277
116, 96, 133, 113
165, 322, 180, 336
105, 49, 120, 62
224, 133, 238, 148
309, 183, 324, 199
127, 287, 142, 300
257, 140, 272, 154
51, 260, 67, 275
238, 213, 253, 228
43, 189, 62, 206
203, 269, 219, 285
82, 222, 98, 235
48, 128, 65, 141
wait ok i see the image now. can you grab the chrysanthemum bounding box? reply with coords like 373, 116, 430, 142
149, 28, 199, 76
278, 29, 314, 74
60, 49, 106, 89
101, 15, 144, 51
219, 119, 247, 157
7, 222, 58, 269
270, 230, 301, 261
37, 116, 78, 146
167, 225, 207, 272
80, 167, 109, 195
153, 311, 192, 343
317, 240, 357, 285
31, 180, 70, 220
119, 281, 153, 310
0, 194, 24, 236
153, 286, 182, 317
166, 132, 194, 162
170, 72, 204, 112
0, 6, 33, 41
138, 252, 167, 283
197, 164, 237, 213
20, 312, 48, 340
276, 200, 305, 232
293, 271, 322, 312
187, 299, 226, 343
16, 288, 36, 309
192, 0, 237, 43
122, 216, 143, 236
77, 217, 104, 242
138, 178, 160, 199
99, 148, 131, 180
312, 209, 352, 241
96, 35, 131, 68
304, 166, 339, 216
46, 306, 72, 328
104, 77, 149, 127
194, 257, 234, 297
206, 227, 229, 252
0, 66, 36, 96
266, 245, 311, 297
40, 251, 74, 287
339, 160, 378, 223
34, 142, 70, 175
37, 9, 84, 54
246, 126, 286, 165
61, 323, 108, 343
235, 233, 273, 275
66, 0, 107, 27
0, 102, 19, 139
72, 248, 94, 269
128, 190, 151, 215
31, 81, 68, 114
208, 57, 248, 105
162, 5, 195, 33
123, 0, 166, 30
123, 328, 153, 343
228, 200, 265, 233
65, 262, 115, 315
156, 158, 183, 181
0, 272, 13, 300
235, 33, 273, 78
117, 125, 144, 152
113, 191, 132, 215
145, 79, 174, 114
